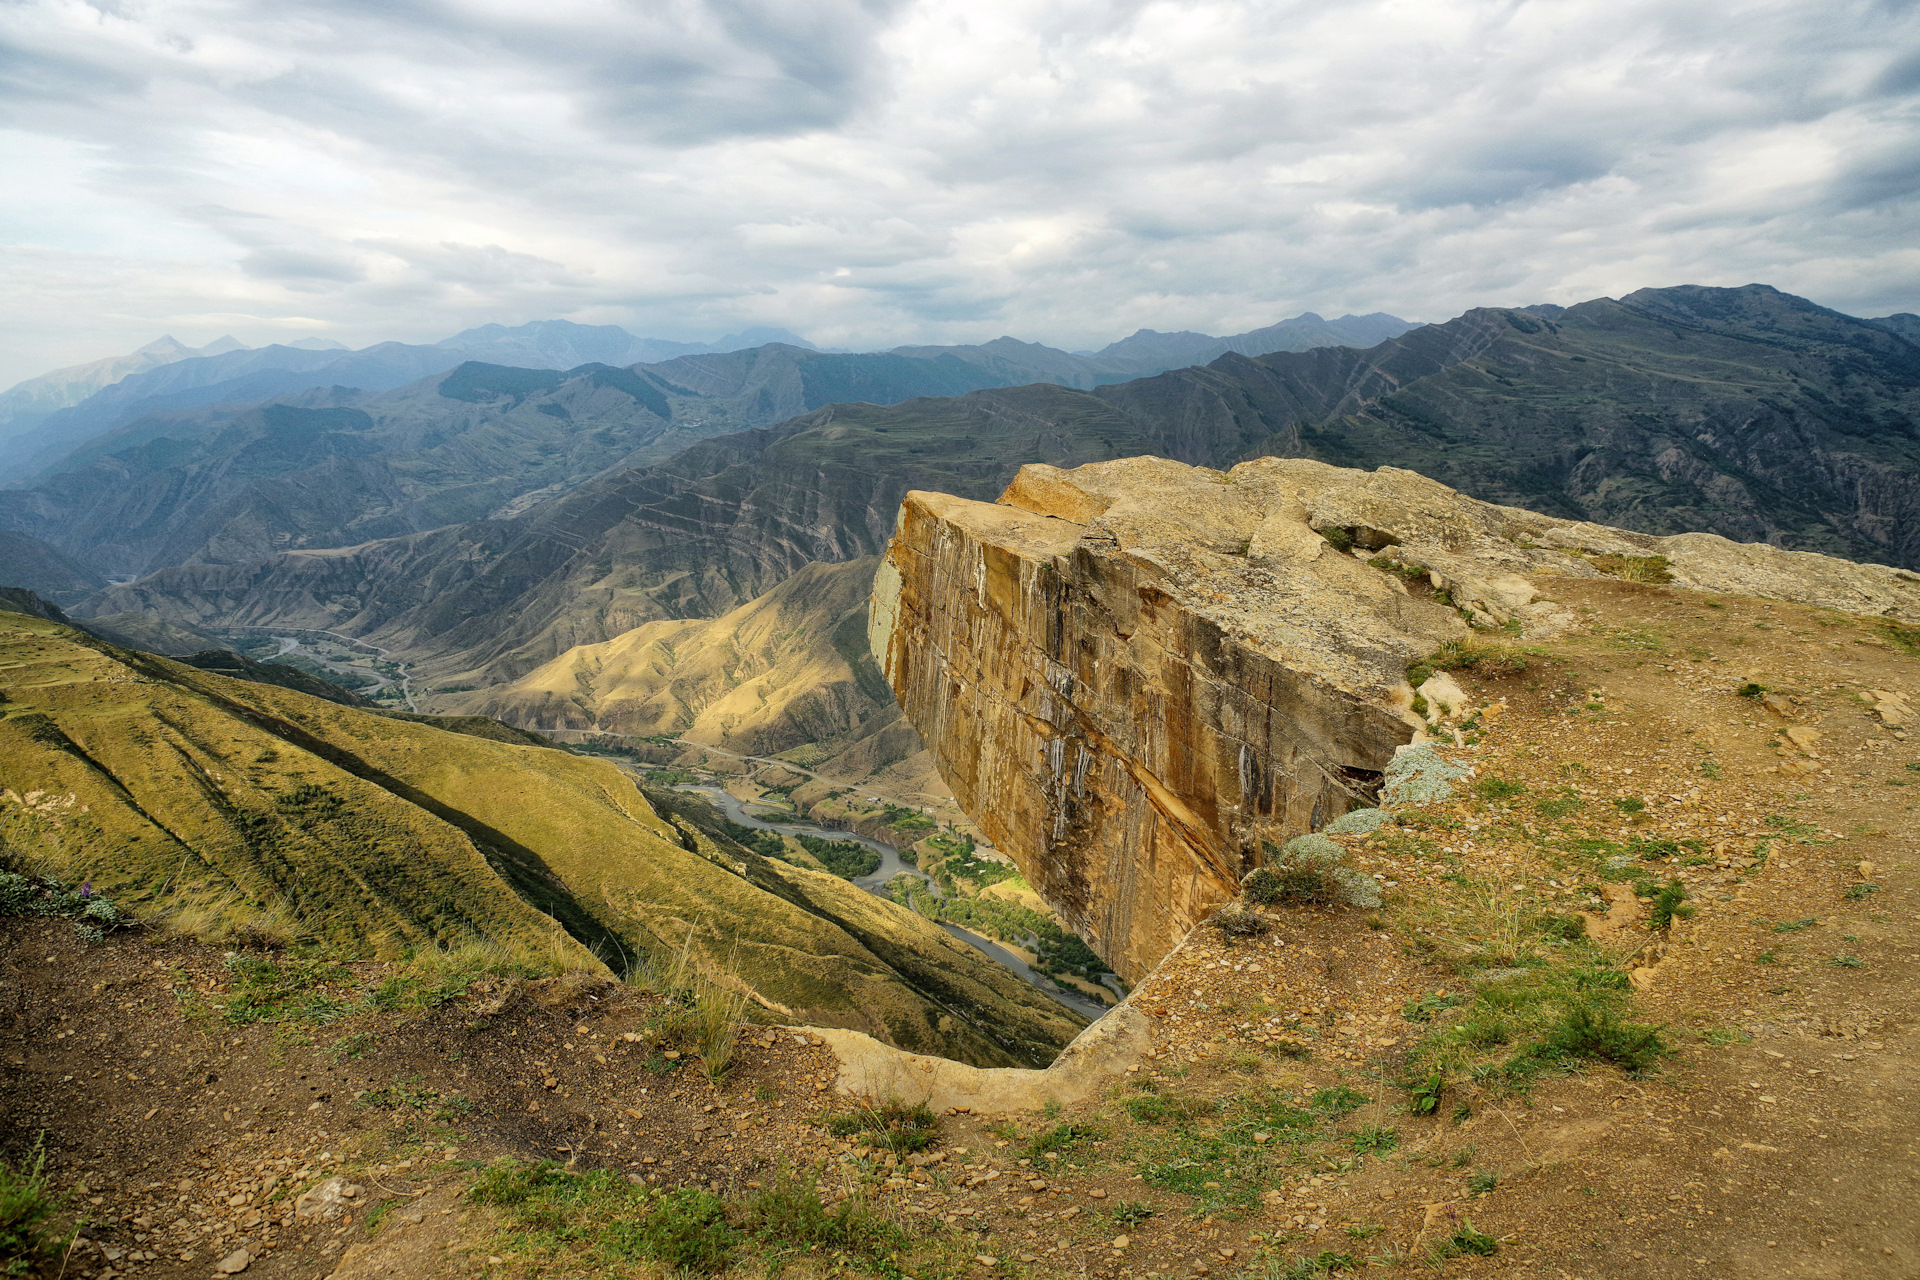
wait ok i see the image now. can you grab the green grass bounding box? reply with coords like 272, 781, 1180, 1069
1349, 1125, 1398, 1154
0, 1143, 72, 1277
820, 1100, 940, 1154
469, 1161, 903, 1275
1024, 1122, 1103, 1161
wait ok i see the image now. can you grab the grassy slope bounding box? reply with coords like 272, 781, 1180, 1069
0, 609, 1082, 1066
451, 558, 896, 759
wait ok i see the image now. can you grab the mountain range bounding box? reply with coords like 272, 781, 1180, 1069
0, 312, 1422, 493
35, 284, 1909, 786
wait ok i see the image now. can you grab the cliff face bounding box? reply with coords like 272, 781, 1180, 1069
872, 456, 1920, 980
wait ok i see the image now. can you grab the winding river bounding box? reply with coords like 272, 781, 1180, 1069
687, 786, 1111, 1022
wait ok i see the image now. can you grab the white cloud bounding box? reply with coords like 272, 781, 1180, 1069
0, 0, 1917, 384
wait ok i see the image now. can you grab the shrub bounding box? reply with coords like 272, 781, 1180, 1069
738, 1171, 897, 1261
1256, 836, 1381, 910
1212, 900, 1269, 936
1528, 1002, 1667, 1074
1240, 867, 1283, 905
1025, 1122, 1103, 1160
1350, 1125, 1399, 1153
1589, 554, 1673, 584
1447, 1220, 1499, 1256
1473, 776, 1526, 802
1647, 879, 1691, 931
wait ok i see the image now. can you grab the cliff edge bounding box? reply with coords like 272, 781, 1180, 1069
870, 455, 1920, 979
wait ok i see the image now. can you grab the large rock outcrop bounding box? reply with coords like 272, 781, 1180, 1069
871, 456, 1920, 980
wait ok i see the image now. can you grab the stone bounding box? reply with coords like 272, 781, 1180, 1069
1323, 808, 1392, 835
872, 454, 1920, 980
293, 1178, 359, 1222
211, 1248, 251, 1274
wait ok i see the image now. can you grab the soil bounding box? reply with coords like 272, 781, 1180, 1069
4, 576, 1918, 1279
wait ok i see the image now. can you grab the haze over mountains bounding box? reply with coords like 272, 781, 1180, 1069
0, 311, 1420, 489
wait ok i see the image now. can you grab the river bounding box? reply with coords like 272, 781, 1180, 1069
686, 785, 1112, 1022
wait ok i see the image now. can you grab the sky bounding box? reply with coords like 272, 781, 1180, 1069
3, 0, 1919, 386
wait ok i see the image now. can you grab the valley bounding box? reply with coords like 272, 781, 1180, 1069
4, 284, 1920, 1280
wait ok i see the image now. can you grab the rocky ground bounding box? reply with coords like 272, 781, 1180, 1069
4, 575, 1917, 1279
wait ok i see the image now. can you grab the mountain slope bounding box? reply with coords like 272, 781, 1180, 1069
0, 531, 103, 600
0, 607, 1082, 1065
77, 382, 1193, 686
1091, 283, 1920, 567
0, 335, 245, 442
453, 557, 896, 756
0, 344, 1046, 578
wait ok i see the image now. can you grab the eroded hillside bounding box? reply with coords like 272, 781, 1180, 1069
0, 610, 1083, 1066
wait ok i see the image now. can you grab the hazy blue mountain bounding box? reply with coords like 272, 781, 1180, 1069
0, 334, 247, 443
0, 531, 104, 601
1870, 313, 1920, 343
0, 322, 830, 486
0, 341, 1025, 578
893, 313, 1423, 389
1089, 311, 1423, 370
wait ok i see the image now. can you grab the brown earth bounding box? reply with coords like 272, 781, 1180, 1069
4, 574, 1918, 1280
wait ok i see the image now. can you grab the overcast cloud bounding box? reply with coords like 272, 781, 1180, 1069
2, 0, 1918, 384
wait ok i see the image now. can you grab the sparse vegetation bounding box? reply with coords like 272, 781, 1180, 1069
821, 1100, 940, 1154
0, 1141, 71, 1277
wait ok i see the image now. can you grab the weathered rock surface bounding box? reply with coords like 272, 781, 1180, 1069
871, 455, 1920, 978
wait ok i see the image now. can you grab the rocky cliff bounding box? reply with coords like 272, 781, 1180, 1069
872, 456, 1920, 980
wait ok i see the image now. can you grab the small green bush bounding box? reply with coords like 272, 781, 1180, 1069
1647, 879, 1691, 931
1025, 1122, 1102, 1160
1349, 1125, 1399, 1154
737, 1171, 897, 1261
1473, 777, 1526, 802
1256, 836, 1381, 910
1526, 1002, 1666, 1074
0, 1143, 72, 1277
633, 1188, 736, 1273
1447, 1220, 1499, 1256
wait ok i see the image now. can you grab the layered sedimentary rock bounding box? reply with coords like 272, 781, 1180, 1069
871, 456, 1920, 980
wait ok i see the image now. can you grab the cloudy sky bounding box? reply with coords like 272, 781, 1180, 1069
3, 0, 1918, 384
